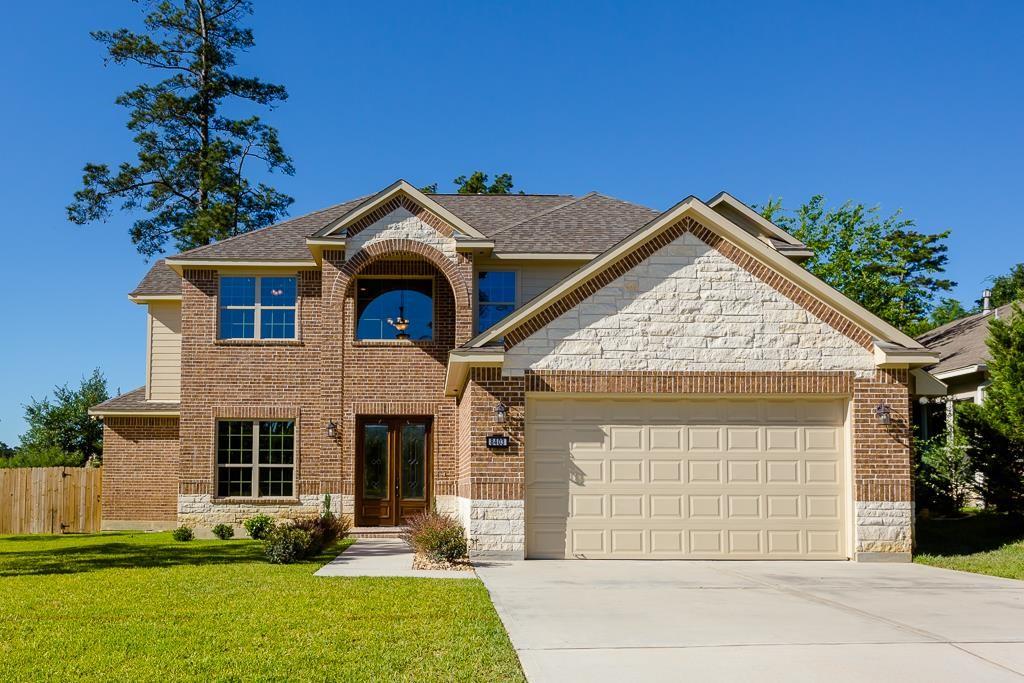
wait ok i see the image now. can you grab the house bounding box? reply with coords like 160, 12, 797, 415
89, 180, 941, 562
914, 296, 1018, 437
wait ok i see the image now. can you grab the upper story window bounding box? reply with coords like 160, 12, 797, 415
478, 270, 517, 333
219, 276, 297, 340
356, 278, 433, 341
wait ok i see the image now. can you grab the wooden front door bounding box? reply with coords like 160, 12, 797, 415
356, 417, 431, 526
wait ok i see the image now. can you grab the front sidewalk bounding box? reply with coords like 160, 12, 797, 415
315, 539, 476, 579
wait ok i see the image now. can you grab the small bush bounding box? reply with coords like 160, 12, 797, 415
291, 514, 351, 556
243, 514, 276, 540
261, 514, 350, 564
171, 525, 194, 542
211, 523, 235, 540
264, 526, 311, 564
401, 511, 468, 563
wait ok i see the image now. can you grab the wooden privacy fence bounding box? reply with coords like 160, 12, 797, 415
0, 467, 102, 534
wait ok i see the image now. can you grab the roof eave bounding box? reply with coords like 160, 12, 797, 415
163, 258, 319, 274
444, 348, 504, 397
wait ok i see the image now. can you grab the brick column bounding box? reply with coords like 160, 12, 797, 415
852, 368, 913, 561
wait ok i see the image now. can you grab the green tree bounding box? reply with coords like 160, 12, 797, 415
17, 370, 109, 467
985, 303, 1024, 442
421, 171, 520, 195
980, 263, 1024, 308
68, 0, 294, 257
0, 442, 15, 460
925, 297, 973, 330
762, 196, 954, 333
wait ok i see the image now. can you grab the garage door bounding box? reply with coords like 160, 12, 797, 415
526, 397, 848, 559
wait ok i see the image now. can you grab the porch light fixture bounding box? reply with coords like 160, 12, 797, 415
874, 403, 892, 425
494, 401, 508, 424
326, 419, 337, 438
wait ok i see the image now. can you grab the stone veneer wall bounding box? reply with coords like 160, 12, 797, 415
102, 417, 180, 529
504, 230, 876, 376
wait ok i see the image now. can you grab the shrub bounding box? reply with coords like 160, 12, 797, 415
959, 402, 1024, 512
401, 511, 468, 563
261, 514, 350, 564
263, 526, 311, 564
321, 493, 335, 521
211, 523, 235, 540
290, 513, 351, 556
915, 426, 974, 515
243, 514, 276, 540
171, 525, 194, 542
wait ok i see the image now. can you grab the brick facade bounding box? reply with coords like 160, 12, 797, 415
101, 198, 915, 560
102, 417, 179, 528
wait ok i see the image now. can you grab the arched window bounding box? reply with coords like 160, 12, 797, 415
355, 278, 434, 341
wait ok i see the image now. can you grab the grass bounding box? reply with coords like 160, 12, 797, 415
914, 511, 1024, 580
0, 532, 523, 682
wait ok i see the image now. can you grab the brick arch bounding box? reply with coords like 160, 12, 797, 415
327, 238, 473, 345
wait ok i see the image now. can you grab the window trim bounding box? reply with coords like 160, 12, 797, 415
217, 274, 299, 341
475, 267, 520, 334
215, 419, 296, 499
353, 274, 437, 342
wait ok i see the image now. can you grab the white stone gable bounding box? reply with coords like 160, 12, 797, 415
346, 207, 458, 265
504, 231, 875, 376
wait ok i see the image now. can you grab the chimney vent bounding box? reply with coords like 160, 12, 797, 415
983, 289, 992, 315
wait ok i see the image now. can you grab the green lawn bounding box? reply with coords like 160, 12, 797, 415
0, 532, 523, 682
915, 512, 1024, 580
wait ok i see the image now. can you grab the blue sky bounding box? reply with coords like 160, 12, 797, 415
0, 1, 1021, 445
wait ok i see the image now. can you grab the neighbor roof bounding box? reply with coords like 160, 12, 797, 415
916, 302, 1018, 375
88, 387, 180, 416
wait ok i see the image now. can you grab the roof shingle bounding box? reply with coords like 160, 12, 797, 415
89, 387, 180, 415
916, 302, 1018, 375
132, 191, 661, 295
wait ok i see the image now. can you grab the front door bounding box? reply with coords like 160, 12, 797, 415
356, 417, 431, 526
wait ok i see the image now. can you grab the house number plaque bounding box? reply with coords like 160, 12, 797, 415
486, 434, 510, 448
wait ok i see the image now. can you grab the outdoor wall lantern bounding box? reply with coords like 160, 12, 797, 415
326, 419, 338, 438
874, 403, 892, 425
494, 401, 508, 424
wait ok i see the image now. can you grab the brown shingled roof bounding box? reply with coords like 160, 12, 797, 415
131, 191, 662, 296
130, 260, 181, 297
916, 302, 1018, 375
89, 387, 180, 415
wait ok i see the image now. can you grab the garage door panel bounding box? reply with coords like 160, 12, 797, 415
688, 460, 722, 483
526, 397, 847, 560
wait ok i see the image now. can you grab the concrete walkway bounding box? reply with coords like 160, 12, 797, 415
315, 539, 476, 579
477, 560, 1024, 682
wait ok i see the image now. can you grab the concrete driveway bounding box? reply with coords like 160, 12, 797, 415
476, 560, 1024, 682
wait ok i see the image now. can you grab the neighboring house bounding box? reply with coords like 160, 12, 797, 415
914, 298, 1018, 437
89, 180, 940, 562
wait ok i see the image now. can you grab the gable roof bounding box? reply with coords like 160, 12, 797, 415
465, 196, 930, 354
312, 180, 489, 240
916, 302, 1017, 376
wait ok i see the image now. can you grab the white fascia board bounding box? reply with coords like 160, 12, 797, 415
128, 294, 182, 304
933, 364, 988, 380
873, 344, 941, 368
444, 350, 504, 397
164, 258, 318, 274
490, 252, 598, 261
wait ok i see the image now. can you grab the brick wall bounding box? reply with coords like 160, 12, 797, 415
102, 417, 179, 527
